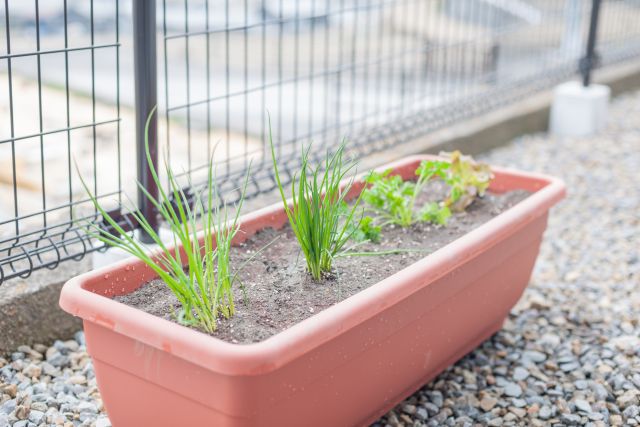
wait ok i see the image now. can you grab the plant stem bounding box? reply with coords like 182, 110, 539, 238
336, 248, 431, 258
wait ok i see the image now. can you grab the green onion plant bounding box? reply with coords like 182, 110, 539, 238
269, 123, 364, 280
77, 109, 248, 333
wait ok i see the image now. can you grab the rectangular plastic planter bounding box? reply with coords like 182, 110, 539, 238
60, 155, 565, 427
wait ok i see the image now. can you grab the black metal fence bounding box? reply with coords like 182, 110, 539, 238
2, 0, 640, 284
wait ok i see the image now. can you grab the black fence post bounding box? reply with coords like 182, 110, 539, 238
580, 0, 602, 87
132, 0, 159, 242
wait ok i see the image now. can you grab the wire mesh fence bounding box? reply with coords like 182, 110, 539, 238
2, 0, 640, 284
0, 0, 123, 283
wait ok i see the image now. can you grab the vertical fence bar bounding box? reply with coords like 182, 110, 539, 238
581, 0, 602, 87
132, 0, 159, 242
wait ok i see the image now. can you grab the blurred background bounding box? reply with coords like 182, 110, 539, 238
2, 0, 640, 282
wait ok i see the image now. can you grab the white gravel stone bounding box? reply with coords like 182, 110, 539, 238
504, 383, 523, 398
95, 415, 112, 427
513, 366, 529, 381
574, 398, 592, 413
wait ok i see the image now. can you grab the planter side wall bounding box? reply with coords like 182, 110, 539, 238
87, 214, 548, 427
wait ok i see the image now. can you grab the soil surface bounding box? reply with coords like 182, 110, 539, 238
116, 182, 529, 344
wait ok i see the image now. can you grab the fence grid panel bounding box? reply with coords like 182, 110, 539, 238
0, 0, 122, 283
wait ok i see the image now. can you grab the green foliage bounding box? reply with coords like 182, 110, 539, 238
77, 109, 248, 333
362, 159, 451, 227
362, 152, 493, 229
442, 150, 493, 212
420, 202, 452, 225
346, 214, 382, 243
269, 124, 364, 281
361, 171, 414, 227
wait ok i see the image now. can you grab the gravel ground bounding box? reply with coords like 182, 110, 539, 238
1, 90, 639, 426
0, 333, 107, 427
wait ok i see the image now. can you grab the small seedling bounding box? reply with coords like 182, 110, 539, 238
343, 211, 381, 243
351, 215, 381, 243
420, 202, 452, 225
362, 159, 451, 227
269, 124, 364, 280
362, 152, 492, 228
77, 109, 248, 333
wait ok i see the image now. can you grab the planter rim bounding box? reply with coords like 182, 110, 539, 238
60, 155, 566, 376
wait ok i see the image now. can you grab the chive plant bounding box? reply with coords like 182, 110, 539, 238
78, 110, 247, 333
269, 127, 364, 280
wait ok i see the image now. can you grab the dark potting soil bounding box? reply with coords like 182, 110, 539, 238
115, 182, 530, 344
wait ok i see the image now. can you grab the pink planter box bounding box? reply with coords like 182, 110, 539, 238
60, 155, 565, 427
